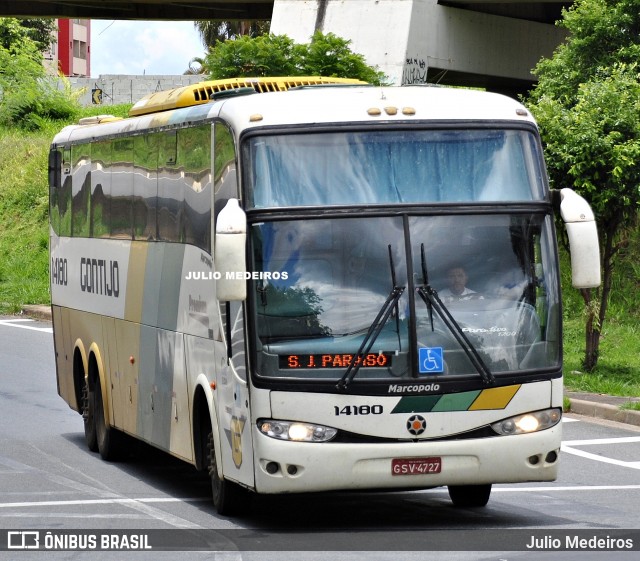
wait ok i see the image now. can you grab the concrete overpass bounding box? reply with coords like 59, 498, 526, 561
2, 0, 573, 95
271, 0, 572, 95
0, 0, 571, 24
0, 0, 274, 19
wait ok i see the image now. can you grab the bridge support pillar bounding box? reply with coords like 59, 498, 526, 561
271, 0, 567, 96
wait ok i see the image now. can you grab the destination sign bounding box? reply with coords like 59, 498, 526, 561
280, 353, 393, 369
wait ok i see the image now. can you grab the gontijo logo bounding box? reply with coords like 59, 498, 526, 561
406, 414, 427, 436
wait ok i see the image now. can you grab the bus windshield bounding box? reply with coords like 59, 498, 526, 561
246, 128, 545, 208
250, 213, 560, 385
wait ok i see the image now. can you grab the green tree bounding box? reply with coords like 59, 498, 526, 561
0, 18, 78, 130
298, 31, 387, 84
527, 0, 640, 371
204, 31, 385, 84
194, 20, 270, 49
0, 17, 56, 53
206, 33, 300, 78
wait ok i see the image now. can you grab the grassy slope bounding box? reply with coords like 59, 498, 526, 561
1, 113, 639, 396
0, 125, 53, 312
0, 106, 131, 313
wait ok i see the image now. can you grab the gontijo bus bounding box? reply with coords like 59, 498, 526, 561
49, 76, 600, 513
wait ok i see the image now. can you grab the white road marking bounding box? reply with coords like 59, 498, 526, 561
0, 450, 207, 530
0, 497, 207, 509
561, 446, 640, 470
0, 495, 208, 529
492, 484, 640, 492
0, 319, 52, 333
564, 436, 640, 446
561, 436, 640, 470
2, 486, 640, 514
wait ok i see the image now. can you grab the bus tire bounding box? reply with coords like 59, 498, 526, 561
207, 432, 246, 516
448, 484, 492, 508
82, 379, 98, 452
93, 378, 124, 462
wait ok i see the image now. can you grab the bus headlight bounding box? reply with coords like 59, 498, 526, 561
258, 419, 338, 442
491, 408, 561, 436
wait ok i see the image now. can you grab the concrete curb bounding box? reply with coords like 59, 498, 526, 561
22, 305, 52, 321
567, 397, 640, 428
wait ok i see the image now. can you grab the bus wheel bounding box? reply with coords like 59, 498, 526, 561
82, 379, 98, 452
93, 379, 123, 462
448, 484, 492, 508
207, 432, 245, 516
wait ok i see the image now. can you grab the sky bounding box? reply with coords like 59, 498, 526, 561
90, 20, 207, 77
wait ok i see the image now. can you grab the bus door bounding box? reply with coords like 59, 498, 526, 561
217, 300, 254, 488
212, 121, 253, 488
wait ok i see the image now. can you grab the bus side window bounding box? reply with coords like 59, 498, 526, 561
48, 148, 62, 235
213, 122, 238, 221
181, 126, 212, 252
71, 144, 91, 238
58, 148, 72, 237
110, 138, 133, 239
133, 134, 158, 241
158, 130, 182, 242
90, 140, 111, 238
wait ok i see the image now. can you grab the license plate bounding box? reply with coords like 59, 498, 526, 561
392, 457, 442, 476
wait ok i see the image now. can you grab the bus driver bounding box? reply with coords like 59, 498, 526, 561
439, 265, 482, 303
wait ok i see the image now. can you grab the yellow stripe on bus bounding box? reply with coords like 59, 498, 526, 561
468, 384, 521, 411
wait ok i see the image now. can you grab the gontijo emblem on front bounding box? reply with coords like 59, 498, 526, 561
407, 414, 427, 436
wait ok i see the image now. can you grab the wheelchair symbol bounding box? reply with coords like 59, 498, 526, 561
419, 347, 444, 374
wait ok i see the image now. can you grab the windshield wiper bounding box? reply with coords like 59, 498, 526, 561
337, 245, 405, 391
416, 243, 495, 386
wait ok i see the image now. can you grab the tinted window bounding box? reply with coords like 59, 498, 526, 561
247, 129, 545, 208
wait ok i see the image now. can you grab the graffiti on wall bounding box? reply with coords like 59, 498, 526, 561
402, 56, 428, 85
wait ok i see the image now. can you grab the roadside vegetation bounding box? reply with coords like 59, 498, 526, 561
561, 241, 640, 398
526, 0, 640, 373
0, 105, 131, 314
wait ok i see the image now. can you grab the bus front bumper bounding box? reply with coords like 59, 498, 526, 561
252, 424, 561, 494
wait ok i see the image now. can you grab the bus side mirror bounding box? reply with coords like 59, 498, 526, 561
215, 198, 247, 301
559, 188, 601, 288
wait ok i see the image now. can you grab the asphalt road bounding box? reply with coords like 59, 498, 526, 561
1, 316, 640, 561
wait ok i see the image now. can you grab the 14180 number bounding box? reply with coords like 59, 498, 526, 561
334, 405, 383, 416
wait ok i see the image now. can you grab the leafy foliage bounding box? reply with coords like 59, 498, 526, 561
527, 0, 640, 371
204, 31, 386, 85
207, 33, 300, 78
298, 32, 386, 84
194, 20, 270, 48
0, 17, 56, 53
0, 19, 80, 130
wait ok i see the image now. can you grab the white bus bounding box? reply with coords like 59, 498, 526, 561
49, 77, 600, 514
